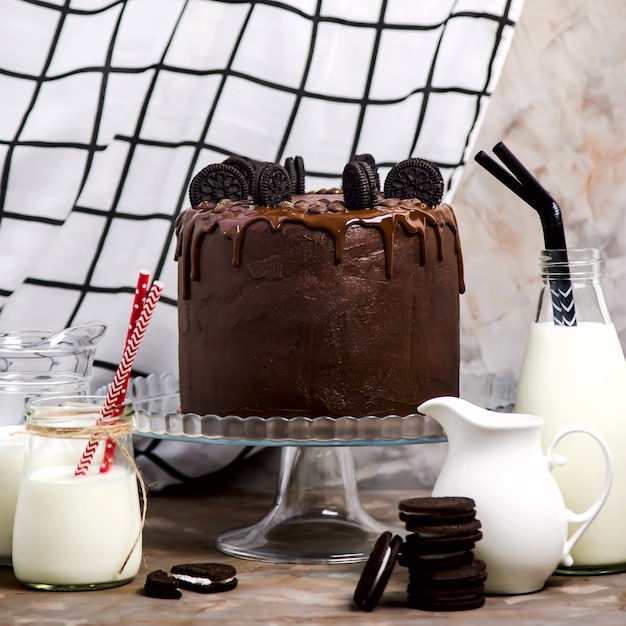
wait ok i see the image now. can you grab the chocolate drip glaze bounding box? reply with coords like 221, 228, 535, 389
175, 195, 465, 299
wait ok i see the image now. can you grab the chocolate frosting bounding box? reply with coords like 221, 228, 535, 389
176, 193, 464, 418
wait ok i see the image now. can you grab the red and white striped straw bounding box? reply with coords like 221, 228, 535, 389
119, 269, 151, 401
118, 270, 150, 390
74, 280, 164, 477
99, 269, 151, 473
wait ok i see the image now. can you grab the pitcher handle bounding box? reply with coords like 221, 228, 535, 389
546, 425, 613, 567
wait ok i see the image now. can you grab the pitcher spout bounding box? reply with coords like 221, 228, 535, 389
18, 323, 107, 350
418, 396, 542, 437
418, 396, 493, 436
59, 323, 107, 349
0, 323, 107, 404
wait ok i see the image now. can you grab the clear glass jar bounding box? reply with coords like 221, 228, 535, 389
516, 248, 626, 574
11, 396, 142, 590
0, 425, 27, 565
0, 323, 106, 425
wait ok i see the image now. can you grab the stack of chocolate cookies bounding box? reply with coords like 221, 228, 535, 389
398, 496, 486, 611
353, 496, 487, 613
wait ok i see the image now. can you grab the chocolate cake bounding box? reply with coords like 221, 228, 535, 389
175, 156, 464, 418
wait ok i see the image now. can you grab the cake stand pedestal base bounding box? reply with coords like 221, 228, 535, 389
128, 372, 517, 564
215, 446, 390, 564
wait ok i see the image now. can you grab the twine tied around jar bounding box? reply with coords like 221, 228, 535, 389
24, 419, 147, 574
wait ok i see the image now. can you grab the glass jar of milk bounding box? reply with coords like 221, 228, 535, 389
11, 396, 143, 590
0, 425, 27, 566
516, 248, 626, 574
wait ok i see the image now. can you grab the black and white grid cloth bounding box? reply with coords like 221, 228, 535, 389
0, 0, 523, 489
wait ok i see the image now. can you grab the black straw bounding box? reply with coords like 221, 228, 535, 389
474, 143, 576, 326
474, 151, 536, 207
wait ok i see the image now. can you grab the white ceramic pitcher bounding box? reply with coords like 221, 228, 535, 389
418, 396, 613, 595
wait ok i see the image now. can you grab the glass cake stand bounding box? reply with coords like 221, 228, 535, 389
128, 373, 516, 565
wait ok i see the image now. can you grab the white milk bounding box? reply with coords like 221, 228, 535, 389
516, 321, 626, 566
12, 465, 141, 586
0, 426, 26, 560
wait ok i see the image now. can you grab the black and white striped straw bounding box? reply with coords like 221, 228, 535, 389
474, 143, 577, 326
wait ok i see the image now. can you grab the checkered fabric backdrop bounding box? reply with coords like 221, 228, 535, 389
0, 0, 523, 489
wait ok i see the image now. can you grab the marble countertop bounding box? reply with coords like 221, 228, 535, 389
2, 487, 626, 625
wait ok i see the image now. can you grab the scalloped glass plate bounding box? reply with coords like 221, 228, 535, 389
121, 372, 517, 447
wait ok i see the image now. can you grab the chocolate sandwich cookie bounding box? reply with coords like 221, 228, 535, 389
407, 581, 486, 604
406, 562, 486, 613
352, 153, 380, 191
408, 560, 487, 589
407, 585, 486, 608
399, 509, 476, 527
144, 569, 182, 599
342, 160, 378, 211
352, 152, 376, 171
283, 156, 306, 194
407, 592, 486, 612
284, 156, 297, 192
223, 155, 258, 191
252, 162, 292, 207
353, 531, 403, 612
404, 519, 482, 537
398, 496, 476, 527
403, 530, 483, 556
293, 155, 306, 193
189, 163, 249, 205
383, 158, 444, 207
397, 549, 475, 571
170, 562, 238, 594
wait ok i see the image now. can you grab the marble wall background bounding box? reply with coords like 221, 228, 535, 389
455, 0, 626, 381
352, 0, 626, 490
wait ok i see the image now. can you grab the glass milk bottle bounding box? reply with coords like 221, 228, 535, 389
12, 396, 143, 590
516, 248, 626, 574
